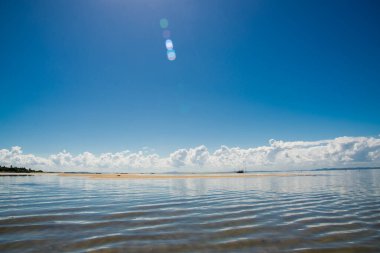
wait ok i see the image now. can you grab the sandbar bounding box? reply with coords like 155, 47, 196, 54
58, 172, 316, 179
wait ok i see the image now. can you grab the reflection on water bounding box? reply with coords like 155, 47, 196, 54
1, 170, 380, 252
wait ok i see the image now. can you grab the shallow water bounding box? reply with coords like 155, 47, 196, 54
1, 170, 380, 253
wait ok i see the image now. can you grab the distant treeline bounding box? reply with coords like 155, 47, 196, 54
0, 165, 43, 173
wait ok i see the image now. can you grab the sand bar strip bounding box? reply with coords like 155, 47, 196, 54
58, 172, 317, 180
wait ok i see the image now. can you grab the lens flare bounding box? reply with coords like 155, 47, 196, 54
162, 30, 171, 39
160, 18, 176, 61
167, 49, 176, 61
160, 18, 168, 29
165, 39, 174, 50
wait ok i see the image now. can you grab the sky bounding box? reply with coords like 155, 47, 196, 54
1, 0, 380, 171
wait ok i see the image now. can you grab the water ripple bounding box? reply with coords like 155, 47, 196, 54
1, 170, 380, 252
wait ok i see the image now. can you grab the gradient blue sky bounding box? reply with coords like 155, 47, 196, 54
1, 0, 379, 156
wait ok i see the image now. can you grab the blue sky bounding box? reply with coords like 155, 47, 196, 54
1, 0, 380, 156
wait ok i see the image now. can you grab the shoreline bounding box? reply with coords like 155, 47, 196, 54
0, 172, 59, 176
58, 172, 317, 179
1, 167, 378, 179
0, 172, 320, 179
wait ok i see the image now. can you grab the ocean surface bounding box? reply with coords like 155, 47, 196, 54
1, 170, 380, 253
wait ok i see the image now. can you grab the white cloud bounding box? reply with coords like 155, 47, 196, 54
1, 135, 380, 172
168, 149, 188, 167
168, 145, 209, 168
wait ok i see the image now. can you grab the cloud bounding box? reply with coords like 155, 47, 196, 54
1, 136, 380, 172
168, 145, 209, 167
168, 149, 188, 167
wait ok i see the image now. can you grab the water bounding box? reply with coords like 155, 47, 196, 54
1, 170, 380, 252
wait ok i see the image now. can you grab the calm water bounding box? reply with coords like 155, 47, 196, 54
1, 170, 380, 253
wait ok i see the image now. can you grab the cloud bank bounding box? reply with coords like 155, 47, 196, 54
1, 136, 380, 172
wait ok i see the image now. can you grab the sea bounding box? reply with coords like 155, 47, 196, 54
1, 169, 380, 252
